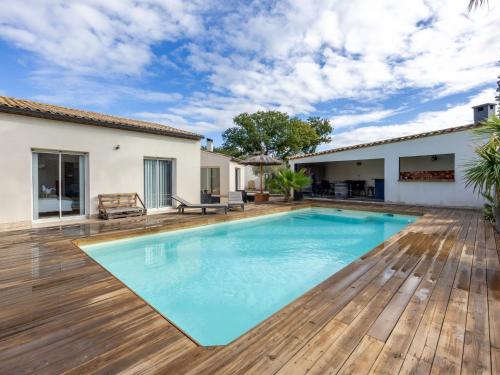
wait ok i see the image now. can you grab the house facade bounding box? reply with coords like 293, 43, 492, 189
289, 104, 496, 208
0, 96, 202, 228
201, 143, 245, 202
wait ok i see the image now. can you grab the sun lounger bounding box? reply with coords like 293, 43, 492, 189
172, 195, 227, 214
228, 191, 244, 211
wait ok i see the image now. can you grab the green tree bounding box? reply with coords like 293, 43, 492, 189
220, 111, 332, 160
269, 168, 312, 201
464, 116, 500, 225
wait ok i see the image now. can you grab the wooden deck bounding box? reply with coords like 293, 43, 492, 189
0, 201, 498, 374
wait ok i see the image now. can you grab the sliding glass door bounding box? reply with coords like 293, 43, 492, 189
33, 151, 86, 220
201, 167, 220, 195
144, 159, 173, 209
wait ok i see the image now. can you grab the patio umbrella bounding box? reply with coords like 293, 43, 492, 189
241, 153, 282, 193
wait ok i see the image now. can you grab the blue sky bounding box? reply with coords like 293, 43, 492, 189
0, 0, 499, 149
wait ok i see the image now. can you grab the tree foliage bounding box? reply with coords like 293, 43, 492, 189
464, 116, 500, 222
464, 116, 500, 195
219, 111, 332, 160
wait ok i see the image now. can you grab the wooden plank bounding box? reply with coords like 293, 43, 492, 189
306, 276, 416, 374
462, 214, 490, 374
399, 212, 473, 375
430, 287, 468, 374
334, 233, 419, 325
274, 319, 348, 374
485, 222, 500, 375
369, 220, 460, 373
337, 335, 384, 374
303, 242, 431, 375
367, 273, 424, 342
453, 214, 478, 291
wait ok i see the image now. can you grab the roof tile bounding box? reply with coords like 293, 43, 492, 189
0, 95, 202, 140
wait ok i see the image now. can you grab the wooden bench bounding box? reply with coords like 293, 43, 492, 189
98, 193, 146, 220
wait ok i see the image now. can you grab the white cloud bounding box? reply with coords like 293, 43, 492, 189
330, 109, 400, 129
134, 111, 220, 134
0, 0, 208, 76
134, 93, 273, 133
153, 0, 498, 132
28, 73, 182, 107
329, 88, 496, 147
0, 0, 499, 136
184, 0, 500, 115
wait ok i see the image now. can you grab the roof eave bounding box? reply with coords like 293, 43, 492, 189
0, 105, 204, 141
289, 123, 478, 160
201, 149, 243, 163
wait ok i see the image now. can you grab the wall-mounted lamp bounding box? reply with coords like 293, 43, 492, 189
114, 144, 121, 150
431, 155, 438, 161
356, 161, 362, 166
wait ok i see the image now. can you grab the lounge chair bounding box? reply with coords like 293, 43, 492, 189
228, 191, 245, 211
172, 195, 227, 215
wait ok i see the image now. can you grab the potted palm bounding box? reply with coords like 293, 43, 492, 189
269, 168, 312, 202
464, 116, 500, 230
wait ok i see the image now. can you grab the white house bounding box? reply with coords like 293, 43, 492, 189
289, 104, 496, 208
200, 139, 246, 202
0, 96, 202, 228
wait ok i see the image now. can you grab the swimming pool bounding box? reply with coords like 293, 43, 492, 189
81, 208, 416, 346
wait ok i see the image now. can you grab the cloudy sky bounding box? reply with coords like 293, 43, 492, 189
0, 0, 499, 149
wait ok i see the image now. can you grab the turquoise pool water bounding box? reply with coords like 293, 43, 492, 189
81, 208, 416, 346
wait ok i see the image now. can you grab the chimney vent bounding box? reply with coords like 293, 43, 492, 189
206, 138, 214, 152
472, 103, 496, 123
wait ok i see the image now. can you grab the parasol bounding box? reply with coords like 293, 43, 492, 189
241, 153, 282, 194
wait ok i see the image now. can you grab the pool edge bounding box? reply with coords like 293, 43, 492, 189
72, 203, 423, 347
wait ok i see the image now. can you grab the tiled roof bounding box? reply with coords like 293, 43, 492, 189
201, 149, 243, 163
0, 95, 203, 140
289, 123, 479, 160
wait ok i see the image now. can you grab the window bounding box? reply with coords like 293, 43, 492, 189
201, 167, 220, 195
235, 167, 241, 190
144, 159, 173, 209
399, 153, 455, 181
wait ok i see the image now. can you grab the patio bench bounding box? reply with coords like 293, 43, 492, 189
98, 193, 146, 220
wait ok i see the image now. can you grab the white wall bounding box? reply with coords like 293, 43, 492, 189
290, 130, 485, 208
0, 113, 201, 224
399, 153, 454, 172
324, 159, 384, 181
229, 161, 245, 191
201, 151, 230, 197
245, 165, 260, 190
201, 151, 245, 200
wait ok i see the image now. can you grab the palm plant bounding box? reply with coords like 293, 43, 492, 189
464, 116, 500, 225
269, 168, 312, 201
